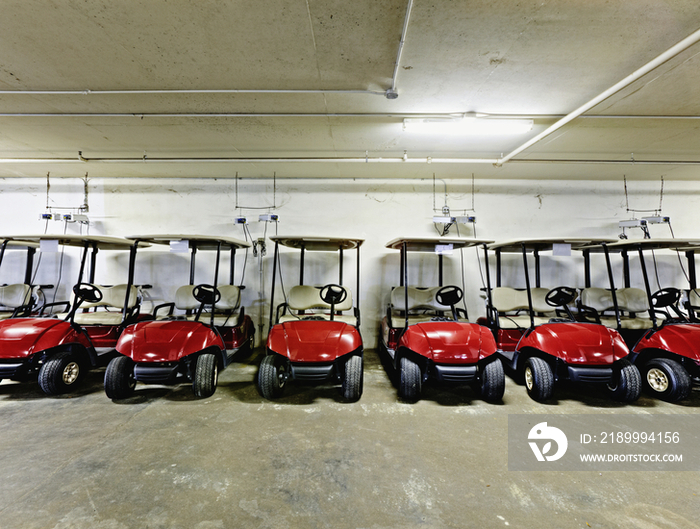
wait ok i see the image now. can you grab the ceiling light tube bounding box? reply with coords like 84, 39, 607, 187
403, 115, 533, 135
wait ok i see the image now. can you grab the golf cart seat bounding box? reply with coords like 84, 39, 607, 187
490, 287, 555, 329
171, 285, 242, 326
0, 283, 32, 320
278, 285, 357, 325
579, 287, 654, 329
70, 284, 139, 325
388, 286, 453, 327
686, 289, 700, 316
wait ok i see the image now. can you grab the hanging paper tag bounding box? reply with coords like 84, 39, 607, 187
40, 239, 59, 253
435, 244, 454, 255
552, 243, 572, 256
170, 240, 189, 253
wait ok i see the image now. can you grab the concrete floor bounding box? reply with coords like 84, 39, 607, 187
0, 349, 698, 529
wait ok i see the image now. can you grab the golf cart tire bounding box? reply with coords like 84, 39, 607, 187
399, 356, 421, 402
523, 357, 553, 402
341, 354, 363, 402
105, 355, 136, 400
193, 353, 218, 398
607, 358, 641, 402
478, 359, 505, 403
642, 357, 691, 402
38, 350, 82, 395
258, 355, 287, 399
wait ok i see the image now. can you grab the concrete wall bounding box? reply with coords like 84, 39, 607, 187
0, 175, 697, 347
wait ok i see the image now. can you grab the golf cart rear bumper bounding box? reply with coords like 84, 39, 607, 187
433, 364, 478, 383
134, 363, 181, 384
567, 365, 613, 384
290, 363, 335, 382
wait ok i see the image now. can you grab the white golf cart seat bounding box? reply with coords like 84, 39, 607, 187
69, 284, 139, 325
171, 284, 242, 326
278, 285, 357, 325
686, 289, 700, 314
490, 287, 556, 329
0, 283, 32, 320
579, 287, 654, 329
388, 286, 454, 327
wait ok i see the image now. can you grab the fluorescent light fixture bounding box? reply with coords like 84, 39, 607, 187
403, 115, 533, 135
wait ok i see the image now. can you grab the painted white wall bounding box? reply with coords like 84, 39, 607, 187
0, 175, 696, 347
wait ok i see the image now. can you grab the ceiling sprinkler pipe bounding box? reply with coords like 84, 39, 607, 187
388, 0, 415, 97
0, 88, 388, 96
497, 26, 700, 166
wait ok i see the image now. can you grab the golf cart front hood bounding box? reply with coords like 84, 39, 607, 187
0, 318, 88, 359
398, 321, 497, 363
519, 322, 629, 365
267, 321, 362, 363
117, 320, 223, 362
637, 323, 700, 361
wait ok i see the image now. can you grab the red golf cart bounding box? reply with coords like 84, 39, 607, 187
578, 238, 700, 401
379, 237, 504, 402
482, 238, 640, 402
106, 235, 254, 399
259, 236, 364, 401
0, 235, 147, 395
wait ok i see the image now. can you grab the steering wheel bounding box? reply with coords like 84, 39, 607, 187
435, 285, 463, 307
320, 284, 347, 305
73, 283, 103, 303
192, 284, 221, 305
651, 287, 681, 309
545, 286, 577, 308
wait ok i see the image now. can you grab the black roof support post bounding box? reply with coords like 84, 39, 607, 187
268, 240, 279, 331
522, 243, 535, 329
602, 244, 622, 330
189, 245, 197, 285
637, 246, 657, 329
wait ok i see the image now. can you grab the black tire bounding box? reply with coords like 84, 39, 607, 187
258, 355, 288, 399
478, 358, 505, 403
38, 351, 83, 395
642, 358, 691, 402
341, 355, 363, 402
104, 355, 136, 400
193, 353, 218, 398
607, 358, 642, 402
398, 356, 421, 402
523, 357, 554, 402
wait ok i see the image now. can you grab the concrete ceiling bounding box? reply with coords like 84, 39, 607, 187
1, 0, 700, 180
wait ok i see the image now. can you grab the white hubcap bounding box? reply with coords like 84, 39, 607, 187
647, 368, 669, 392
524, 367, 534, 390
62, 362, 80, 385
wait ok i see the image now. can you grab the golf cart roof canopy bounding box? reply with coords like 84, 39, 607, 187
270, 236, 364, 251
385, 237, 493, 251
8, 234, 143, 250
488, 237, 618, 253
127, 235, 250, 250
578, 238, 700, 253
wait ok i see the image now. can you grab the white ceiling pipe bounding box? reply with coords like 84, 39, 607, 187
0, 88, 388, 96
2, 112, 700, 119
388, 0, 414, 98
497, 27, 700, 166
0, 155, 499, 164
2, 156, 700, 165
